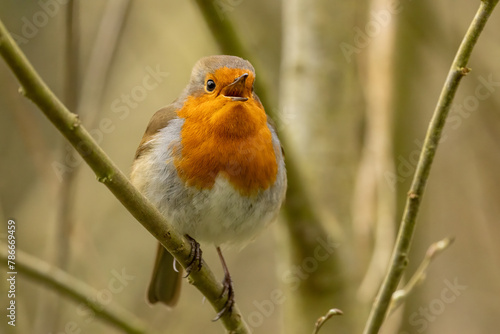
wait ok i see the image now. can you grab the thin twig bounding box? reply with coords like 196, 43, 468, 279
0, 244, 151, 334
362, 1, 499, 333
77, 0, 131, 126
0, 19, 250, 334
39, 1, 79, 332
312, 308, 343, 334
56, 0, 79, 272
389, 237, 454, 314
64, 0, 79, 111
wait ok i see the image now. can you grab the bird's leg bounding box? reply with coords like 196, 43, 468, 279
212, 246, 235, 321
183, 234, 203, 277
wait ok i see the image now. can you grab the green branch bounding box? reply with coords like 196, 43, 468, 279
363, 1, 499, 333
0, 19, 249, 334
0, 245, 150, 334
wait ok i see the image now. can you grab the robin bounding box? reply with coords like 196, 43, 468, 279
130, 55, 287, 318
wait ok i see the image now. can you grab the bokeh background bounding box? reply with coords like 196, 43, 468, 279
1, 0, 499, 333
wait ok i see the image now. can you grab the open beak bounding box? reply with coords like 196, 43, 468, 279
221, 73, 249, 102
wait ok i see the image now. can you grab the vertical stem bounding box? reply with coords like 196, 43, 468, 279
57, 0, 79, 272
354, 0, 398, 313
280, 0, 361, 332
363, 1, 499, 333
34, 1, 79, 332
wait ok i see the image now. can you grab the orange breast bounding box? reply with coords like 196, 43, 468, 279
174, 94, 278, 196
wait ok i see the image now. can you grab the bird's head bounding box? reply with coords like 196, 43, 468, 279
178, 55, 266, 138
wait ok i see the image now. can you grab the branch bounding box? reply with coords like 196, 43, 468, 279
363, 1, 499, 333
0, 19, 249, 334
389, 237, 454, 314
0, 245, 150, 334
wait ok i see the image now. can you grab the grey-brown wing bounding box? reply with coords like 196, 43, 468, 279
134, 105, 179, 160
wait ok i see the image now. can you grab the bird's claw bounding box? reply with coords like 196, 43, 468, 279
183, 235, 203, 278
212, 270, 235, 321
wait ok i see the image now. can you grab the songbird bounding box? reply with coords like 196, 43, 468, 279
130, 55, 287, 318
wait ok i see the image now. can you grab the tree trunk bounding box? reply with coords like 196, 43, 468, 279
279, 0, 363, 332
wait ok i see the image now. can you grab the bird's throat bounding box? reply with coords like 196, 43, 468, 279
175, 96, 278, 195
211, 103, 257, 138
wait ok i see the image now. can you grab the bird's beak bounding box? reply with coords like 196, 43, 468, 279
221, 73, 249, 102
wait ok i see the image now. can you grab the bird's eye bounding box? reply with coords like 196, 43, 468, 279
206, 79, 216, 92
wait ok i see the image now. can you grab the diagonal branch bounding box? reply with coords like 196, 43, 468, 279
0, 244, 151, 334
363, 1, 500, 333
0, 19, 249, 334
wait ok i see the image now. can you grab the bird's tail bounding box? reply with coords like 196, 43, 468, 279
147, 243, 182, 307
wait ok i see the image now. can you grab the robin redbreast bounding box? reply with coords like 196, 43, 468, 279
130, 55, 287, 318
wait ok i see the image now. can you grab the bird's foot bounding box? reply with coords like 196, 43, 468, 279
184, 234, 203, 277
212, 247, 235, 321
212, 272, 234, 321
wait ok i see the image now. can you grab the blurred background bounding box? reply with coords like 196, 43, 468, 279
1, 0, 499, 333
